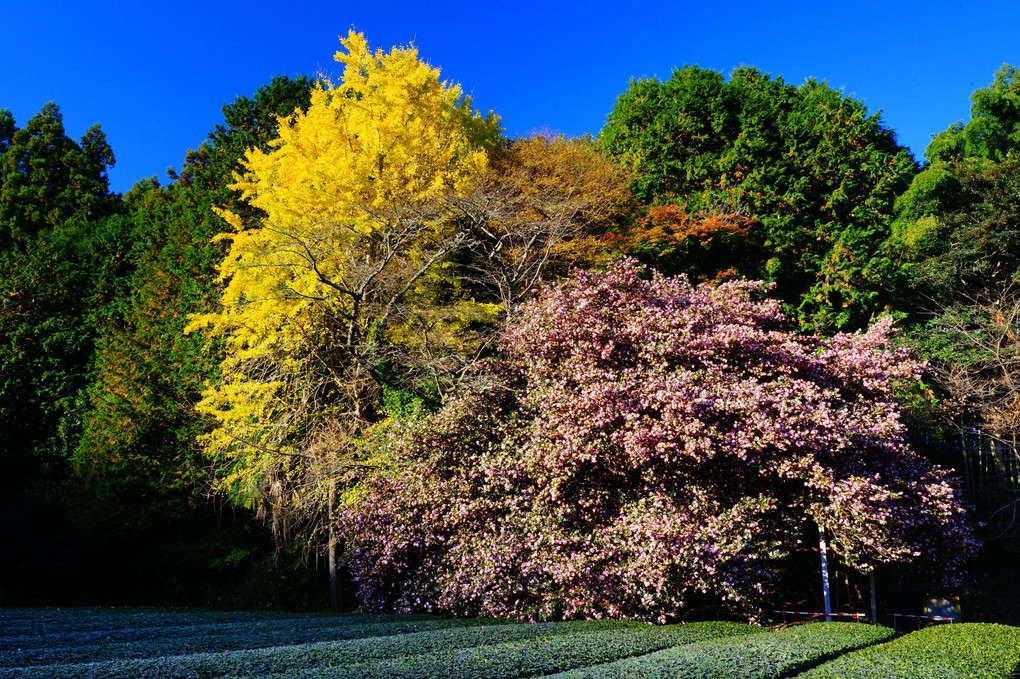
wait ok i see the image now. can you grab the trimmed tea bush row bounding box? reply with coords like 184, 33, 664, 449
797, 623, 1020, 678
0, 619, 655, 679
546, 622, 895, 679
0, 608, 301, 637
1, 615, 492, 665
222, 621, 757, 679
4, 609, 1018, 679
0, 611, 447, 649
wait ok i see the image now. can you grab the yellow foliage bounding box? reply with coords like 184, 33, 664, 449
241, 30, 495, 215
189, 30, 501, 517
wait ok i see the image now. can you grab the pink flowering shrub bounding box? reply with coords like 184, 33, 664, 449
341, 259, 977, 621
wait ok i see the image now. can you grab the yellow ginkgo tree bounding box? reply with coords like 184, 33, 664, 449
187, 30, 501, 603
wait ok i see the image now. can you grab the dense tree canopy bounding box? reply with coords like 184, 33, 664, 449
342, 261, 975, 622
890, 68, 1020, 540
895, 154, 1020, 300
892, 65, 1020, 303
3, 37, 1008, 613
600, 67, 917, 330
926, 65, 1020, 164
0, 104, 138, 605
73, 76, 315, 531
0, 103, 121, 484
0, 103, 116, 244
0, 80, 326, 608
53, 76, 320, 603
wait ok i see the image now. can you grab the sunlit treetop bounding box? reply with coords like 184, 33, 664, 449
926, 64, 1020, 163
193, 30, 503, 358
224, 30, 501, 231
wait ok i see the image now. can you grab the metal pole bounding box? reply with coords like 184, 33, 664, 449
819, 525, 832, 622
870, 569, 877, 625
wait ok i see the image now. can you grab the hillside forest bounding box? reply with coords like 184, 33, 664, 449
2, 32, 1020, 622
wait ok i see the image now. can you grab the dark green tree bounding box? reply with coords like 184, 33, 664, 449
889, 65, 1020, 310
889, 67, 1020, 545
66, 76, 316, 605
891, 64, 1020, 300
896, 155, 1020, 300
0, 103, 116, 245
0, 109, 13, 157
77, 75, 314, 497
927, 65, 1020, 164
0, 104, 120, 481
0, 105, 128, 605
600, 66, 917, 330
0, 217, 133, 470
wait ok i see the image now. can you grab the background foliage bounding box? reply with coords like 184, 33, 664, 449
599, 66, 917, 330
2, 41, 1016, 618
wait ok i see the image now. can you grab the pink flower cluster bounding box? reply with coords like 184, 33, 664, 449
340, 259, 977, 621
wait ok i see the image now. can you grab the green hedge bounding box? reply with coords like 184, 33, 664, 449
0, 608, 298, 637
546, 622, 895, 679
227, 621, 757, 679
0, 618, 653, 679
0, 609, 479, 643
24, 608, 990, 679
1, 613, 489, 666
796, 623, 1020, 679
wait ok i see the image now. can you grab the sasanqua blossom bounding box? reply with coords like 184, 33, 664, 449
341, 259, 977, 621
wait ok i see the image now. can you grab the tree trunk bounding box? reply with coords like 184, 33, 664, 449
328, 483, 339, 612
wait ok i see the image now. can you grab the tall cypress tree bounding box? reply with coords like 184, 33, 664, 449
0, 103, 126, 605
0, 103, 119, 487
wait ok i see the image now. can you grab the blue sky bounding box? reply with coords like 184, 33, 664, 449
3, 0, 1019, 194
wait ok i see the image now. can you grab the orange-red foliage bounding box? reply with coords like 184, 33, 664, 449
606, 204, 754, 283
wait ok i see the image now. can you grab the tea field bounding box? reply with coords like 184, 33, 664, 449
1, 608, 1018, 678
